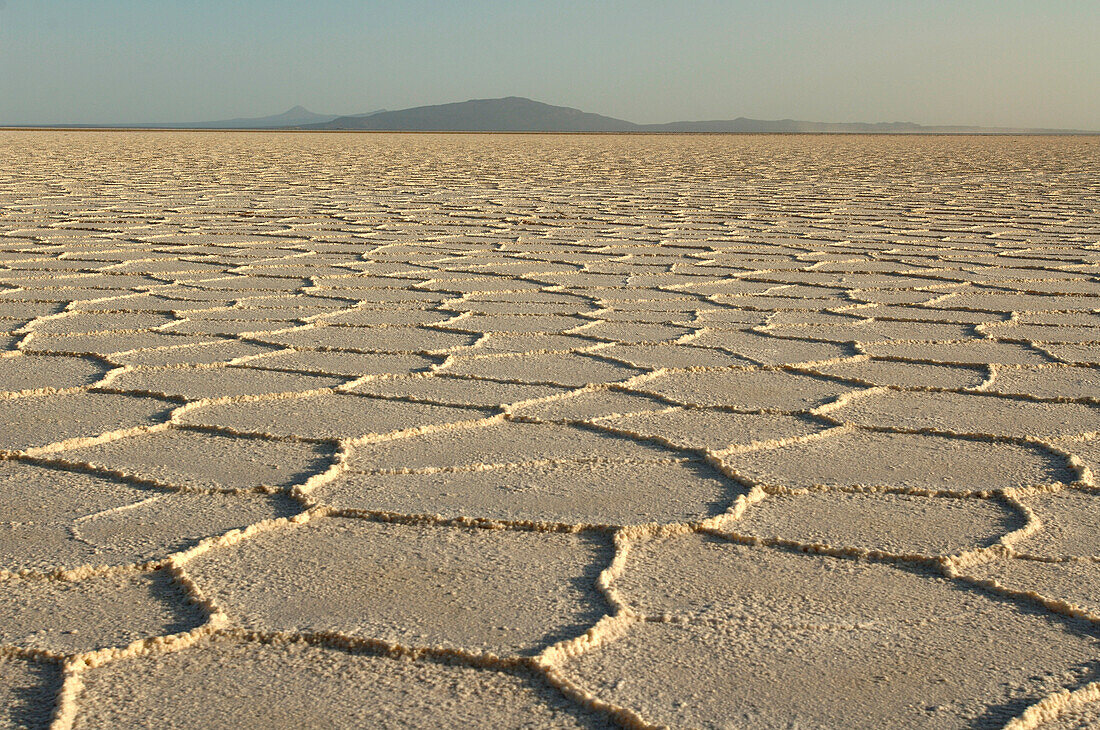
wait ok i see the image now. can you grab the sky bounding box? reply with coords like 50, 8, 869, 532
1, 0, 1098, 129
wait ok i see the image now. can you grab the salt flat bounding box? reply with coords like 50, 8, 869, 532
1, 131, 1099, 729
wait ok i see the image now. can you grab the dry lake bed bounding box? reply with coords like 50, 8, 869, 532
1, 131, 1100, 729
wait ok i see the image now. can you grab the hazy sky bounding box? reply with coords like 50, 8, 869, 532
1, 0, 1097, 128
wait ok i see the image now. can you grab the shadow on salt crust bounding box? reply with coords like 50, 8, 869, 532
0, 656, 60, 730
107, 366, 345, 400
443, 353, 641, 387
733, 491, 1021, 555
63, 427, 335, 490
0, 354, 107, 392
0, 392, 175, 452
1011, 490, 1100, 558
832, 390, 1100, 438
512, 388, 671, 421
688, 329, 853, 364
568, 533, 1100, 729
807, 359, 988, 389
0, 460, 296, 571
861, 340, 1051, 366
181, 393, 488, 439
638, 369, 851, 410
350, 375, 568, 408
597, 342, 752, 369
0, 570, 204, 654
987, 366, 1100, 400
963, 560, 1100, 618
187, 517, 611, 656
324, 460, 734, 526
723, 429, 1070, 490
245, 350, 437, 378
601, 409, 824, 451
112, 340, 280, 368
348, 421, 675, 471
259, 325, 478, 352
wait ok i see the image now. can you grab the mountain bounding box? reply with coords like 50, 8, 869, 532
178, 105, 343, 129
17, 106, 384, 130
300, 97, 1091, 134
640, 118, 929, 133
637, 118, 1083, 134
304, 97, 638, 132
6, 98, 1092, 134
144, 106, 374, 129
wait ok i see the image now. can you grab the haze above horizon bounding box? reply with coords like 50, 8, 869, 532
1, 0, 1097, 130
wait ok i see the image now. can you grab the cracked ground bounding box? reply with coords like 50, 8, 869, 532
1, 131, 1100, 729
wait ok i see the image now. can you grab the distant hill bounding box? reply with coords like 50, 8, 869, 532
9, 106, 383, 130
641, 118, 929, 133
301, 97, 1092, 134
142, 106, 386, 130
304, 97, 638, 132
5, 98, 1093, 134
173, 105, 344, 129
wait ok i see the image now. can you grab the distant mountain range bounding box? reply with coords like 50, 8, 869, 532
9, 106, 382, 130
124, 105, 386, 129
162, 105, 357, 129
301, 97, 1091, 134
7, 97, 1094, 134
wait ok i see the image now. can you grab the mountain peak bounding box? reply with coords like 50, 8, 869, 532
304, 96, 637, 132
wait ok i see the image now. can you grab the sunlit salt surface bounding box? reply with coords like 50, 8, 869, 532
1, 131, 1099, 729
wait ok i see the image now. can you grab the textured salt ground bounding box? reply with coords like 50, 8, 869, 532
512, 388, 672, 421
963, 559, 1100, 618
567, 534, 1100, 729
111, 339, 279, 367
106, 366, 346, 400
188, 517, 611, 656
1010, 490, 1100, 558
0, 392, 175, 452
63, 428, 335, 491
0, 354, 107, 392
73, 638, 613, 729
443, 352, 643, 387
1039, 705, 1100, 730
596, 409, 824, 451
350, 375, 568, 407
988, 366, 1100, 400
637, 369, 853, 410
807, 358, 989, 389
347, 421, 675, 471
2, 132, 1100, 729
0, 657, 59, 729
0, 570, 203, 653
833, 390, 1100, 438
180, 392, 488, 439
321, 459, 734, 526
732, 491, 1022, 555
721, 429, 1071, 491
246, 350, 437, 377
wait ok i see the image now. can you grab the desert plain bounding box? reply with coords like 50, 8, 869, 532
1, 131, 1099, 728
